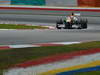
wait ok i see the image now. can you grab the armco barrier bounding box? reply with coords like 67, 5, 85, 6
0, 5, 100, 12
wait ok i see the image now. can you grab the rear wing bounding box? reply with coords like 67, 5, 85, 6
74, 13, 81, 16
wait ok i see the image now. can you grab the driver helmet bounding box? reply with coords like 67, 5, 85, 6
71, 12, 74, 16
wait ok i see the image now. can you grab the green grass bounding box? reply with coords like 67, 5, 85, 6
0, 70, 3, 75
0, 41, 100, 75
0, 24, 48, 29
75, 71, 100, 75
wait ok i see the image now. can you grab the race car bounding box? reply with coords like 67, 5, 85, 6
56, 13, 88, 29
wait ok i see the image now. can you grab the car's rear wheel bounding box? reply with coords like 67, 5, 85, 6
56, 19, 63, 29
56, 24, 62, 29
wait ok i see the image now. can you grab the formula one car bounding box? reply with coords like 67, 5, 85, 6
56, 14, 88, 29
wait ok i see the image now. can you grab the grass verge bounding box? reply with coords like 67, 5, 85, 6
0, 24, 48, 29
0, 41, 100, 75
76, 71, 100, 75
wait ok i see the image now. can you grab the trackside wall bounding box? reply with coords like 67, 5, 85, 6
78, 0, 100, 7
11, 0, 46, 5
45, 0, 77, 7
0, 0, 78, 6
0, 0, 10, 4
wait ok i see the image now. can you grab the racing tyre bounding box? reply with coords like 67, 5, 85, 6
80, 19, 88, 29
64, 22, 72, 29
56, 24, 61, 29
56, 19, 63, 29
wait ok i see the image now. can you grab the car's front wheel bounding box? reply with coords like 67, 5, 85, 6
80, 19, 88, 29
64, 22, 72, 29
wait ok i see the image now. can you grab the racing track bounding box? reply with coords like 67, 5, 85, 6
0, 14, 100, 45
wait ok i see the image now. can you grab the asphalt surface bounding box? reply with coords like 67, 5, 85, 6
0, 14, 100, 24
0, 14, 100, 45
